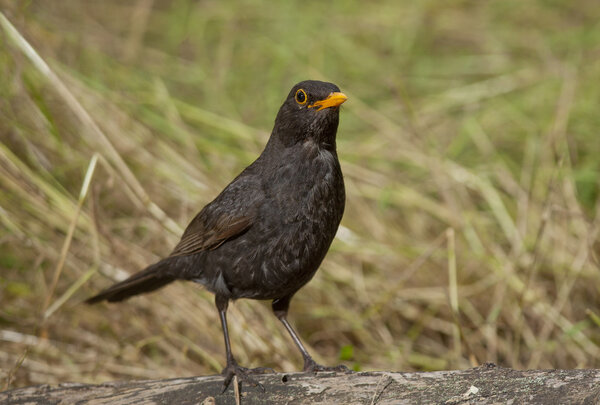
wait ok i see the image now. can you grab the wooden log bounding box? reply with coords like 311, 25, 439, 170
3, 364, 600, 404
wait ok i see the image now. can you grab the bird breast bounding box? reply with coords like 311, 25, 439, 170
225, 142, 345, 299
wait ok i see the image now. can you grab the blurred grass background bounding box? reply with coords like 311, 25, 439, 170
2, 0, 600, 389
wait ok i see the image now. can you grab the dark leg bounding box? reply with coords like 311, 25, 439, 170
216, 295, 236, 372
216, 295, 272, 392
272, 295, 349, 373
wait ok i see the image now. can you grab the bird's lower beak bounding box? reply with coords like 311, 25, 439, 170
308, 92, 348, 111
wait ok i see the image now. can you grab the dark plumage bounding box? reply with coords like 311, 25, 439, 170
86, 80, 349, 390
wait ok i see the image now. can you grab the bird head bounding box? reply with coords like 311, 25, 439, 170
272, 80, 347, 148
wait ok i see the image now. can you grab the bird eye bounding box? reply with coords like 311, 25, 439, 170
295, 89, 307, 105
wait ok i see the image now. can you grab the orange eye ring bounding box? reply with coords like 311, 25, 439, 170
295, 89, 308, 105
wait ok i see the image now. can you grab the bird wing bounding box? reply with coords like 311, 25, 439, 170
168, 157, 264, 257
169, 212, 253, 256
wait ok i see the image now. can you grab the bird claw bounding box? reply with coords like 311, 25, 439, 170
303, 358, 351, 373
248, 366, 276, 374
221, 362, 274, 393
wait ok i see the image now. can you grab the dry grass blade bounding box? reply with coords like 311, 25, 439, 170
447, 228, 461, 365
43, 154, 98, 319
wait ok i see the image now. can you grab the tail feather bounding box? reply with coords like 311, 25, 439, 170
86, 260, 175, 304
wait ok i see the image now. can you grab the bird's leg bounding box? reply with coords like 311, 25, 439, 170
216, 295, 272, 392
272, 296, 349, 373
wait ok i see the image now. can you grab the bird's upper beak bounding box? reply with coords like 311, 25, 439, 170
308, 92, 348, 111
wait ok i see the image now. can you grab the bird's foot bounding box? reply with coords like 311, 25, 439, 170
303, 358, 350, 373
221, 361, 274, 393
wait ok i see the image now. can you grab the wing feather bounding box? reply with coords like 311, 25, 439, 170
169, 213, 252, 256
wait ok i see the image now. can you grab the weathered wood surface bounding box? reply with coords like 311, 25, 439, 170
3, 363, 600, 404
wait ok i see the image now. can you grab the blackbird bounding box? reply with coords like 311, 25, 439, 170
86, 80, 349, 390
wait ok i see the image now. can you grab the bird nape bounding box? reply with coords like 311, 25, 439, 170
86, 80, 349, 391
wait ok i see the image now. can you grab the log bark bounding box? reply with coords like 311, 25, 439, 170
3, 364, 600, 404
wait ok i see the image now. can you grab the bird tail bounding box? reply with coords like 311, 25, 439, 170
85, 259, 176, 304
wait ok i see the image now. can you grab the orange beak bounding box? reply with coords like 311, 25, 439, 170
308, 92, 348, 111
